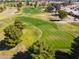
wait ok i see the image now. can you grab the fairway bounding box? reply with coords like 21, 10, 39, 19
15, 16, 79, 50
22, 6, 43, 14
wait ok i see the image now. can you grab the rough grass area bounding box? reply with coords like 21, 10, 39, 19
57, 23, 79, 37
0, 18, 13, 40
20, 22, 42, 49
21, 6, 43, 14
0, 22, 41, 59
70, 23, 79, 28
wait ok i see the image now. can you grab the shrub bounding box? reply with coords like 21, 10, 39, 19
45, 3, 54, 13
58, 10, 68, 20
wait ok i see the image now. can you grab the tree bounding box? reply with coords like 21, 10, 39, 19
69, 0, 72, 4
4, 25, 22, 48
14, 19, 24, 30
55, 50, 70, 59
58, 10, 68, 20
4, 25, 23, 39
25, 0, 29, 5
55, 37, 79, 59
70, 37, 79, 59
17, 2, 22, 11
4, 37, 19, 48
27, 41, 53, 59
0, 7, 3, 12
4, 20, 24, 48
34, 1, 37, 8
45, 3, 54, 13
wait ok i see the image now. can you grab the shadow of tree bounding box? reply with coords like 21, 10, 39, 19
70, 37, 79, 59
0, 39, 14, 51
0, 40, 8, 50
12, 51, 31, 59
55, 50, 70, 59
12, 42, 39, 59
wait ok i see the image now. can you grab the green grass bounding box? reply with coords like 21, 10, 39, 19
21, 6, 43, 14
20, 22, 42, 49
14, 16, 79, 49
